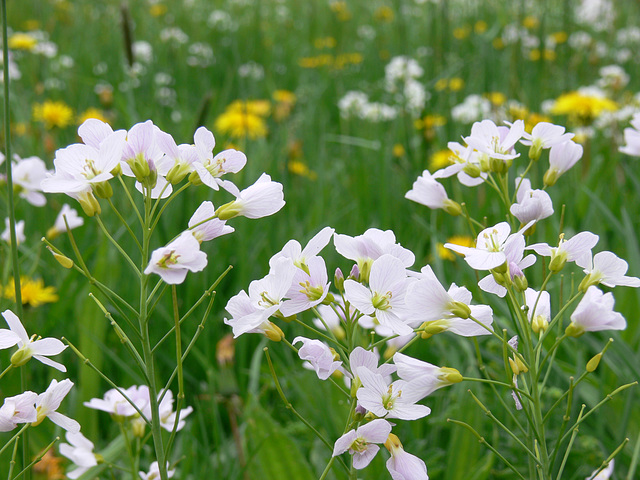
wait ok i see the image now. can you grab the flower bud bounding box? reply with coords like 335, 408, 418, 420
448, 301, 471, 319
188, 170, 203, 186
166, 163, 191, 184
334, 268, 345, 292
349, 264, 360, 280
509, 355, 528, 375
10, 347, 33, 367
443, 199, 462, 216
132, 418, 146, 438
513, 274, 528, 292
586, 353, 602, 372
549, 251, 567, 273
543, 168, 559, 187
92, 180, 113, 199
439, 367, 463, 384
528, 140, 543, 161
565, 322, 585, 338
46, 247, 74, 269
215, 201, 241, 221
531, 315, 548, 334
77, 191, 101, 217
263, 322, 284, 342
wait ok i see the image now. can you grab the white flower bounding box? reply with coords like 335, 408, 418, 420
478, 232, 536, 297
280, 256, 331, 316
405, 171, 460, 214
0, 391, 37, 432
1, 309, 67, 372
567, 286, 625, 336
464, 119, 524, 161
59, 432, 98, 479
520, 122, 574, 152
293, 336, 342, 380
187, 201, 233, 243
34, 379, 80, 433
344, 255, 412, 336
577, 251, 640, 290
84, 385, 150, 418
2, 218, 25, 245
215, 173, 285, 220
47, 204, 84, 239
385, 435, 429, 480
510, 178, 553, 224
356, 367, 431, 420
268, 226, 335, 270
191, 126, 246, 191
544, 141, 583, 186
393, 352, 461, 400
619, 113, 640, 157
332, 419, 393, 469
12, 156, 50, 207
445, 222, 517, 270
523, 288, 551, 333
139, 461, 175, 480
155, 129, 197, 184
527, 231, 598, 272
156, 390, 193, 432
144, 232, 208, 284
586, 459, 614, 480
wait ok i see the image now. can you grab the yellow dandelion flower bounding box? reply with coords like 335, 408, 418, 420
33, 100, 74, 129
78, 107, 110, 125
273, 90, 296, 105
273, 90, 296, 121
429, 149, 454, 171
492, 37, 505, 50
227, 99, 271, 117
330, 1, 351, 21
474, 20, 488, 34
434, 79, 448, 92
551, 31, 568, 44
8, 32, 38, 51
543, 49, 556, 61
214, 109, 268, 140
149, 3, 167, 16
374, 5, 394, 22
392, 144, 406, 158
551, 91, 618, 124
438, 235, 474, 261
485, 92, 507, 106
288, 160, 317, 180
4, 277, 59, 308
529, 49, 541, 61
522, 16, 539, 29
449, 77, 465, 92
453, 25, 471, 40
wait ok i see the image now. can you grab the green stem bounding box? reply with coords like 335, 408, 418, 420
95, 214, 141, 275
555, 405, 585, 480
0, 364, 13, 381
0, 424, 29, 457
117, 175, 144, 227
107, 197, 142, 252
163, 286, 184, 459
149, 183, 191, 234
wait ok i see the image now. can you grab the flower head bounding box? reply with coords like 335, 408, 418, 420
59, 432, 98, 479
34, 379, 80, 433
332, 419, 393, 469
144, 232, 208, 284
293, 336, 342, 380
566, 286, 625, 336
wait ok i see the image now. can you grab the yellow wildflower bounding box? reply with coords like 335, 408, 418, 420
392, 144, 406, 158
453, 26, 471, 40
149, 3, 167, 16
485, 92, 507, 106
273, 90, 296, 121
434, 79, 448, 92
438, 235, 474, 261
78, 107, 110, 125
214, 108, 268, 140
529, 49, 541, 61
33, 100, 74, 129
288, 160, 317, 180
449, 78, 465, 92
8, 32, 37, 51
374, 6, 394, 22
550, 31, 568, 44
522, 16, 539, 29
227, 99, 271, 117
474, 20, 488, 34
330, 1, 351, 21
429, 149, 454, 171
543, 49, 556, 61
551, 91, 618, 124
525, 113, 552, 133
4, 277, 59, 308
314, 37, 336, 49
492, 37, 505, 50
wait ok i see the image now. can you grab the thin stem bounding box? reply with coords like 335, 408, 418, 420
12, 437, 60, 480
117, 175, 144, 227
556, 405, 585, 480
95, 214, 141, 275
0, 424, 29, 457
0, 364, 13, 381
149, 183, 191, 234
462, 377, 533, 401
107, 197, 143, 252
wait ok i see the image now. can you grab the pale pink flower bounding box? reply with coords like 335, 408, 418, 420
464, 119, 525, 161
405, 171, 459, 214
545, 140, 583, 185
216, 173, 285, 220
520, 122, 574, 149
393, 352, 461, 400
59, 432, 98, 479
385, 436, 429, 480
139, 461, 175, 480
293, 336, 342, 380
280, 256, 331, 316
144, 232, 207, 284
34, 379, 80, 433
0, 391, 37, 432
478, 233, 536, 297
48, 204, 84, 238
344, 255, 412, 336
527, 231, 598, 272
445, 222, 513, 270
191, 126, 246, 191
332, 419, 392, 469
1, 309, 67, 372
269, 226, 335, 270
577, 251, 640, 289
187, 201, 233, 243
567, 286, 625, 335
84, 385, 150, 418
510, 178, 554, 224
12, 156, 49, 207
2, 218, 25, 245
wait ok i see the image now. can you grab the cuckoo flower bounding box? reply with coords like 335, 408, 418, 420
144, 232, 207, 284
520, 121, 574, 159
523, 288, 551, 333
445, 222, 513, 271
47, 204, 84, 239
280, 256, 331, 316
464, 119, 525, 161
527, 231, 598, 273
385, 434, 429, 480
12, 156, 49, 206
191, 126, 246, 191
33, 379, 80, 433
187, 201, 234, 243
344, 254, 413, 336
332, 419, 393, 469
577, 251, 640, 291
59, 432, 98, 479
478, 232, 536, 297
269, 226, 335, 271
215, 173, 285, 220
1, 218, 25, 245
544, 140, 583, 186
1, 309, 67, 372
293, 336, 342, 380
405, 171, 461, 215
393, 352, 462, 400
510, 178, 554, 225
139, 462, 175, 480
0, 391, 37, 432
566, 286, 625, 336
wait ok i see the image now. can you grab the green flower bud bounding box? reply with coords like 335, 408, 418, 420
543, 168, 559, 187
586, 353, 602, 372
448, 301, 471, 319
565, 322, 585, 338
92, 180, 113, 199
188, 170, 203, 186
11, 347, 33, 367
334, 268, 345, 292
513, 274, 528, 292
443, 199, 462, 216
